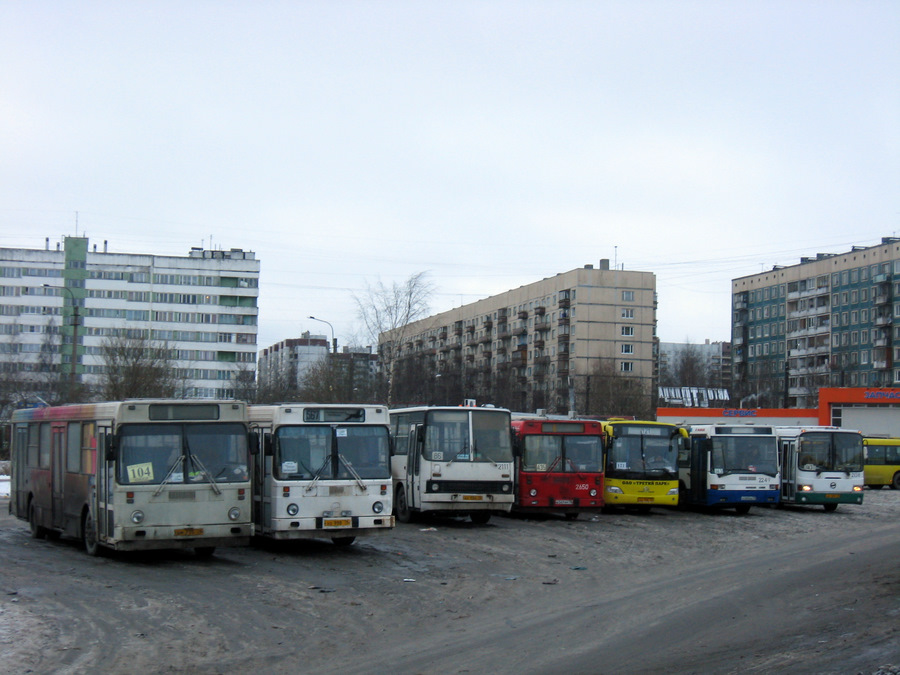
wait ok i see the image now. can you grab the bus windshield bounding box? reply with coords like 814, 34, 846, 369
118, 423, 249, 485
523, 435, 602, 472
424, 410, 513, 463
799, 432, 864, 473
275, 426, 391, 480
607, 427, 679, 479
710, 436, 778, 476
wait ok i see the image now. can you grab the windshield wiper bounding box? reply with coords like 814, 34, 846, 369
304, 456, 333, 493
188, 454, 222, 495
153, 455, 185, 496
446, 442, 468, 465
338, 454, 367, 491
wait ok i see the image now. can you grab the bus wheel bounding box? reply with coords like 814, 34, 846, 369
195, 547, 216, 558
395, 486, 412, 524
28, 502, 46, 540
892, 473, 900, 490
734, 504, 751, 515
823, 503, 838, 513
470, 512, 491, 525
82, 511, 101, 557
331, 536, 356, 546
564, 512, 579, 521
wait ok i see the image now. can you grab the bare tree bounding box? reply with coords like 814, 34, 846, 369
256, 363, 299, 404
99, 333, 178, 400
231, 362, 258, 403
354, 271, 434, 406
582, 359, 654, 419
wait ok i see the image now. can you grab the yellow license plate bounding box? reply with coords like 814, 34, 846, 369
462, 495, 483, 501
174, 528, 204, 537
825, 494, 839, 499
637, 497, 654, 503
323, 518, 352, 528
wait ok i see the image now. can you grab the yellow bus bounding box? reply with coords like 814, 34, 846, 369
601, 420, 686, 510
863, 438, 900, 490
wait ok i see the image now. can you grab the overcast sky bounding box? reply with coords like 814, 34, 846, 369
2, 1, 898, 352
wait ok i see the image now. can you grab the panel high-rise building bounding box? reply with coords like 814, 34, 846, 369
380, 261, 657, 415
732, 237, 900, 408
0, 236, 259, 404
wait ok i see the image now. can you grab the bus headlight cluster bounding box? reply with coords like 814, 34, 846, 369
131, 510, 145, 524
372, 501, 384, 514
501, 484, 511, 493
589, 489, 597, 497
606, 486, 624, 494
228, 507, 241, 521
799, 485, 813, 492
529, 488, 538, 497
286, 503, 300, 517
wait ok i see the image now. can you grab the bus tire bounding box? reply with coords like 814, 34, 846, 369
734, 504, 751, 515
892, 473, 900, 490
82, 510, 101, 557
395, 486, 413, 524
195, 547, 216, 558
331, 536, 356, 546
823, 503, 838, 513
28, 501, 46, 540
470, 512, 491, 525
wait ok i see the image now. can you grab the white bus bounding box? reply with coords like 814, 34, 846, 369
774, 426, 865, 512
680, 424, 780, 514
10, 400, 254, 557
388, 405, 514, 524
248, 404, 394, 545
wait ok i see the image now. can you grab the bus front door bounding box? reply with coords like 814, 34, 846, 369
781, 440, 796, 502
406, 425, 423, 511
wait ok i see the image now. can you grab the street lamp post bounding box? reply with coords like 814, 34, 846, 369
308, 316, 336, 354
45, 284, 80, 399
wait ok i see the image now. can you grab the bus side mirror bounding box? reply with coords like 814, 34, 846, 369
264, 434, 274, 457
105, 435, 116, 461
248, 431, 260, 456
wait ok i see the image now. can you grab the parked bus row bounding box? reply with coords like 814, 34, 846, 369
8, 400, 875, 559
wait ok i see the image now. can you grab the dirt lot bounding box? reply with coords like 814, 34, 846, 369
1, 491, 899, 674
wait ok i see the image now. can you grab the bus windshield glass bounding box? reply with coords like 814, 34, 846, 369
336, 426, 391, 479
799, 432, 864, 473
710, 436, 778, 476
275, 425, 391, 480
118, 423, 249, 485
523, 435, 602, 472
608, 426, 680, 479
424, 410, 513, 463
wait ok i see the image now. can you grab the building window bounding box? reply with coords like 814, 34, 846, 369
621, 326, 634, 337
621, 344, 633, 355
621, 308, 634, 319
620, 362, 634, 372
622, 290, 634, 302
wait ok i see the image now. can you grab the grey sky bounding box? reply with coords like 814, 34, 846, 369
2, 1, 897, 351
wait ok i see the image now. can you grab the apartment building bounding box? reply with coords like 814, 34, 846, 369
0, 236, 259, 402
258, 333, 329, 390
381, 261, 657, 414
732, 237, 900, 408
658, 340, 733, 407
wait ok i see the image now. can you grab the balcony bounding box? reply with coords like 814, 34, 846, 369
535, 306, 546, 316
518, 310, 528, 320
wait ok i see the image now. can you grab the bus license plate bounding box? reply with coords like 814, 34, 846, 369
741, 496, 755, 501
555, 499, 574, 505
323, 518, 352, 528
825, 494, 839, 499
462, 495, 483, 501
174, 528, 204, 537
637, 497, 654, 503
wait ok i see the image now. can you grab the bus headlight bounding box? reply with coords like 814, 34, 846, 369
131, 510, 145, 524
799, 485, 813, 492
372, 501, 384, 514
228, 507, 241, 521
529, 489, 538, 497
501, 484, 511, 492
286, 503, 300, 517
606, 486, 624, 494
589, 489, 597, 497
852, 485, 863, 492
667, 487, 679, 495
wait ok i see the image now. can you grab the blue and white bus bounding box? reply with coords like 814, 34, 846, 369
678, 424, 780, 514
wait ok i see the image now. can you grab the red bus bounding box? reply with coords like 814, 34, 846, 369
510, 417, 604, 519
